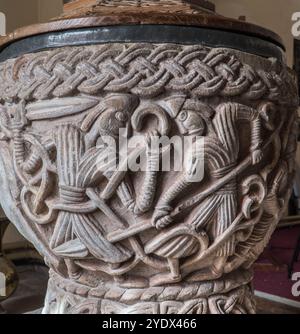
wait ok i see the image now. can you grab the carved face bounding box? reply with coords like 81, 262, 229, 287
98, 109, 129, 137
95, 94, 139, 137
0, 101, 26, 130
175, 109, 206, 136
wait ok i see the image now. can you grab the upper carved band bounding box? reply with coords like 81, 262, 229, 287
0, 44, 297, 106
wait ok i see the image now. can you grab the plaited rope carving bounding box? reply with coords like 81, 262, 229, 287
0, 44, 297, 105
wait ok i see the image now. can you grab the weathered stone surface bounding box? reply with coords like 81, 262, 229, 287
0, 43, 298, 314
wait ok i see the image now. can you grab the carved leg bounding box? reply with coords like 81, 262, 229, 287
134, 131, 160, 215
150, 258, 182, 287
169, 258, 181, 280
65, 259, 82, 280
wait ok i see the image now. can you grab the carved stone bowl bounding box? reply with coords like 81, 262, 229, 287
0, 0, 298, 314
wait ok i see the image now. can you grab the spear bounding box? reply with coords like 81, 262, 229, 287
106, 123, 283, 244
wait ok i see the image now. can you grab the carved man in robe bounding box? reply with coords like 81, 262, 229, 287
151, 98, 267, 282
49, 94, 139, 280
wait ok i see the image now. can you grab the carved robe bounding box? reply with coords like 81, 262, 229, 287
50, 124, 132, 264
192, 103, 262, 256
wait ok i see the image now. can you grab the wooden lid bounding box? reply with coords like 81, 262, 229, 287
62, 0, 216, 16
0, 0, 284, 50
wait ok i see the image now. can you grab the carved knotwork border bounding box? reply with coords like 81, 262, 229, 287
0, 44, 297, 107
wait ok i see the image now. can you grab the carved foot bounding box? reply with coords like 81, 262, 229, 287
114, 275, 149, 288
187, 270, 221, 282
74, 272, 99, 288
65, 260, 83, 281
150, 272, 182, 287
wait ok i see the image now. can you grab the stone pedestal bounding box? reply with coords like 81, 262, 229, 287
0, 1, 298, 314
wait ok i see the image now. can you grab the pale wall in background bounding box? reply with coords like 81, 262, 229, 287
0, 0, 62, 32
0, 0, 39, 32
38, 0, 62, 23
212, 0, 299, 66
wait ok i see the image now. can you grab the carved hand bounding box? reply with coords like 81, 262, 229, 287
125, 198, 136, 213
251, 149, 263, 165
152, 205, 173, 230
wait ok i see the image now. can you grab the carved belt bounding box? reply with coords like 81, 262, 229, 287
211, 164, 236, 179
51, 185, 97, 214
59, 184, 86, 204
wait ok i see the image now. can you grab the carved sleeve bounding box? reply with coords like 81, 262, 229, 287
116, 180, 135, 210
214, 103, 263, 158
135, 169, 158, 214
235, 104, 263, 152
250, 117, 263, 151
157, 174, 190, 208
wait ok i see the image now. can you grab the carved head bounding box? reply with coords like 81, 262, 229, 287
175, 99, 215, 136
81, 94, 139, 138
258, 102, 277, 131
0, 100, 27, 135
98, 94, 139, 137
